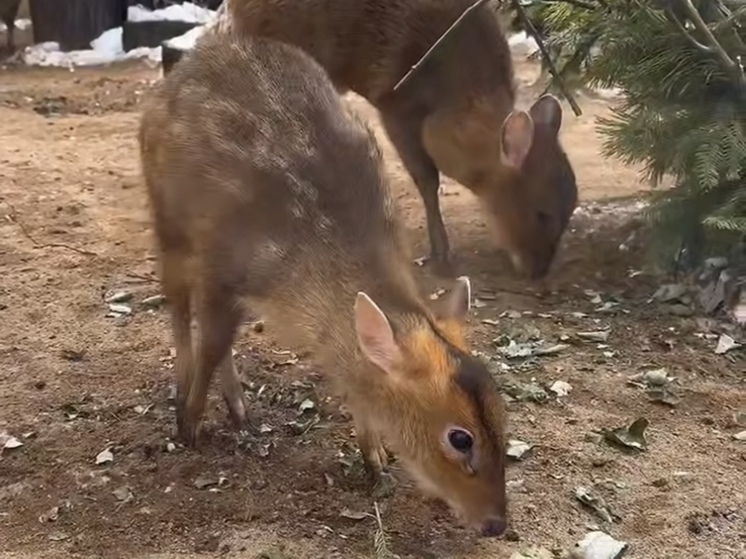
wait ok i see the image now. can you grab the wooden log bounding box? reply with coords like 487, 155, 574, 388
29, 0, 127, 51
122, 19, 196, 51
161, 39, 185, 74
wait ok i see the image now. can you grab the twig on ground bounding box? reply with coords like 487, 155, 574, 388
511, 0, 584, 116
393, 0, 492, 92
2, 201, 97, 257
125, 272, 159, 283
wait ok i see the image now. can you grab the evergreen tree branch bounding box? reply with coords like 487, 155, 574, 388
512, 0, 584, 115
677, 0, 746, 95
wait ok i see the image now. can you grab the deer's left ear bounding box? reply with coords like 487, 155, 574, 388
529, 94, 563, 137
354, 292, 403, 374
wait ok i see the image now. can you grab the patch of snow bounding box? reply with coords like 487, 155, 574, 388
164, 24, 207, 51
508, 32, 539, 57
0, 18, 32, 32
592, 87, 622, 99
22, 27, 161, 68
128, 3, 216, 24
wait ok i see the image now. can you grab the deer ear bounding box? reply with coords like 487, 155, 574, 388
354, 292, 403, 374
500, 110, 534, 169
436, 276, 472, 323
529, 94, 563, 137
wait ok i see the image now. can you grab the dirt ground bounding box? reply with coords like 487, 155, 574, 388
0, 52, 744, 559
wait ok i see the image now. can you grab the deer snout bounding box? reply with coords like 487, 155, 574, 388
509, 245, 554, 280
480, 516, 507, 538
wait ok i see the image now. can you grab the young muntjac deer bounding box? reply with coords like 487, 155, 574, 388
139, 31, 508, 537
213, 0, 579, 279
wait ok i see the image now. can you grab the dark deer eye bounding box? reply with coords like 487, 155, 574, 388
448, 428, 474, 454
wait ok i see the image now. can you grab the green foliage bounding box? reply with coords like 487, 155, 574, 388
515, 0, 746, 268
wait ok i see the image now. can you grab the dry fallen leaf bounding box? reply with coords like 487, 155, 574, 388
506, 439, 534, 460
549, 380, 573, 397
1, 433, 23, 450
646, 386, 681, 407
571, 530, 629, 559
95, 448, 114, 465
339, 508, 368, 521
577, 330, 611, 342
574, 486, 621, 523
601, 418, 649, 452
510, 546, 554, 559
194, 476, 218, 490
714, 334, 740, 355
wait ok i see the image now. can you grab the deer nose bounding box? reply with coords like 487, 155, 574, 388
481, 517, 507, 538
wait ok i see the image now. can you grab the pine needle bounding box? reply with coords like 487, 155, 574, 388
372, 502, 399, 559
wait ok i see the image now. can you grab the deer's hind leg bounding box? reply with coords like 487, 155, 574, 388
158, 248, 197, 446
217, 348, 250, 431
180, 273, 244, 446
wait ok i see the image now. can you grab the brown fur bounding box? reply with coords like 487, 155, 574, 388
139, 31, 507, 535
214, 0, 578, 279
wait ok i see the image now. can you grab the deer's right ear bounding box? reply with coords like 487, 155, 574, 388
355, 292, 403, 374
500, 110, 534, 169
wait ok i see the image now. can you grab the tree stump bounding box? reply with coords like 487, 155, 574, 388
29, 0, 127, 51
122, 19, 196, 51
161, 40, 185, 75
127, 0, 223, 9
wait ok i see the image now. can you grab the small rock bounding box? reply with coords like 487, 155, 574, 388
591, 456, 610, 468
653, 283, 687, 303
113, 486, 133, 502
643, 369, 669, 386
60, 348, 86, 361
142, 294, 166, 308
733, 430, 746, 441
39, 506, 60, 523
48, 531, 69, 542
106, 291, 133, 303
0, 481, 27, 501
667, 303, 693, 317
108, 303, 133, 315
194, 475, 218, 490
504, 528, 521, 542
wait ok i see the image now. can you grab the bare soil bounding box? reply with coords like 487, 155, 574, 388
0, 55, 744, 559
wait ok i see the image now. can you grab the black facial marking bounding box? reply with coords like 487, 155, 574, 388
451, 354, 503, 458
428, 321, 504, 462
